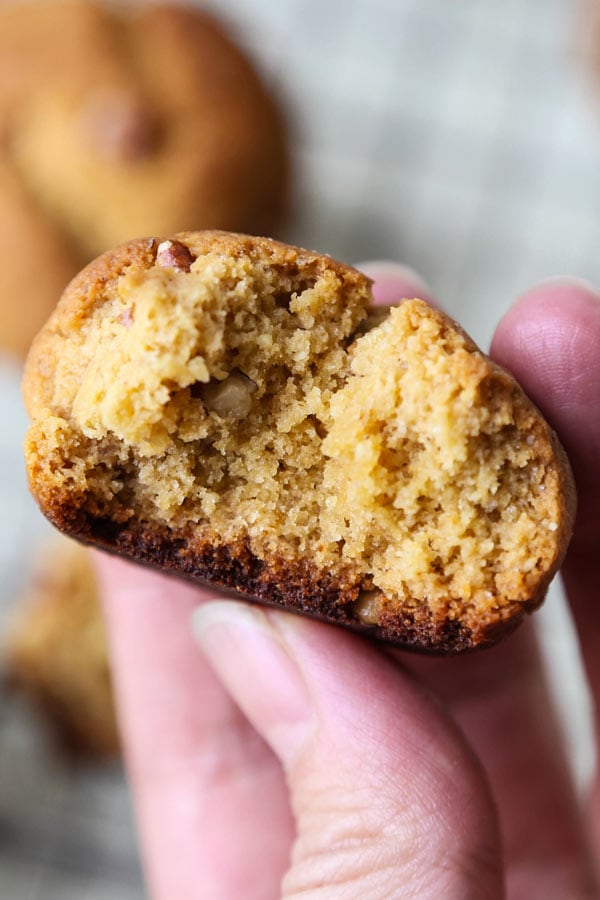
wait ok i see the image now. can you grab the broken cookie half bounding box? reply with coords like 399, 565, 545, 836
23, 231, 575, 653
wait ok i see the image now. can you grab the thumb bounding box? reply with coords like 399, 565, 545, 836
192, 602, 503, 899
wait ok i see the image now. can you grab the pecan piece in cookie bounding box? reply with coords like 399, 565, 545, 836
156, 239, 195, 271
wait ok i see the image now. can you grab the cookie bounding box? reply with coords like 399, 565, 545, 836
4, 539, 118, 759
0, 1, 288, 357
23, 232, 575, 654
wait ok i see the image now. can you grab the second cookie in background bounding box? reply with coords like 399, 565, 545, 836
4, 539, 118, 760
0, 0, 289, 358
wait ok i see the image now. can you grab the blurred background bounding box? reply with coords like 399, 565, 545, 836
0, 0, 598, 896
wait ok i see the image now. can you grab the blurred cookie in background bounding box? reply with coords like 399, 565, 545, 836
0, 0, 289, 358
4, 538, 119, 761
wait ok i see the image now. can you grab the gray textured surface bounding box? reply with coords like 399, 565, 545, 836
0, 0, 596, 896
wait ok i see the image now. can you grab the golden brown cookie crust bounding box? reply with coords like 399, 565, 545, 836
23, 232, 576, 654
0, 2, 288, 357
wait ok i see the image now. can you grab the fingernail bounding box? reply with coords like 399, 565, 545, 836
192, 602, 315, 766
354, 261, 432, 305
525, 275, 600, 295
512, 277, 600, 319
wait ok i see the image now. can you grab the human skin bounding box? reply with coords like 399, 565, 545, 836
95, 271, 600, 899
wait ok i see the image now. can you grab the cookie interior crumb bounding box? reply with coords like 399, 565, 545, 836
26, 235, 567, 643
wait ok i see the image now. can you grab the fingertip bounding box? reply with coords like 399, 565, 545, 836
492, 277, 600, 377
490, 277, 600, 427
195, 607, 502, 898
192, 601, 315, 766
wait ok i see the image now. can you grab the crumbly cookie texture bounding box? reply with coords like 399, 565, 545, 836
4, 539, 118, 759
0, 1, 287, 357
23, 232, 576, 653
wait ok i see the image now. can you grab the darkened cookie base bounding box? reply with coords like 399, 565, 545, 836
48, 512, 488, 654
24, 232, 576, 654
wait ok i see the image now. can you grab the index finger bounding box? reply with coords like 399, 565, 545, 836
95, 555, 293, 900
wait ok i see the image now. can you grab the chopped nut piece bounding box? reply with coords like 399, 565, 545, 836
199, 369, 257, 418
156, 240, 195, 272
353, 590, 383, 625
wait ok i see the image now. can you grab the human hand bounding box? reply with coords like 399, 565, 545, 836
95, 270, 600, 899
